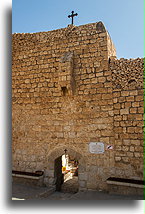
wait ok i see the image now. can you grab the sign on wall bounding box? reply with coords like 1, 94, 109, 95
89, 142, 104, 154
106, 145, 113, 150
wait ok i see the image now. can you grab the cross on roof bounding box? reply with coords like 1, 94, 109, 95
68, 11, 78, 25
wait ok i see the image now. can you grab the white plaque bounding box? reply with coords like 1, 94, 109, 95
89, 142, 104, 154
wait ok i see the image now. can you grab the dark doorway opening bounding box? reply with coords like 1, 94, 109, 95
54, 154, 79, 193
54, 156, 64, 191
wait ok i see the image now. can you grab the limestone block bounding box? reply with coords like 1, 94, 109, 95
79, 180, 86, 188
115, 157, 121, 162
45, 169, 54, 177
48, 177, 54, 185
44, 177, 49, 186
79, 172, 88, 181
29, 162, 37, 169
120, 108, 129, 115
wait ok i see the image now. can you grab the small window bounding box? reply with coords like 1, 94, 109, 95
128, 79, 136, 84
61, 87, 68, 96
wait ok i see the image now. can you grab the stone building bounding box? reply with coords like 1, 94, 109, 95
12, 21, 144, 194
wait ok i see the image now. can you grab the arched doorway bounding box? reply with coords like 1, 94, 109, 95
44, 146, 87, 192
54, 154, 79, 193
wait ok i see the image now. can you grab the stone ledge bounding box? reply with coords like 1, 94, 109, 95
12, 173, 43, 180
106, 180, 144, 189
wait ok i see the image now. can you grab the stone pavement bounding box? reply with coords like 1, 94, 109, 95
12, 182, 143, 200
44, 190, 143, 200
12, 183, 55, 200
67, 190, 144, 200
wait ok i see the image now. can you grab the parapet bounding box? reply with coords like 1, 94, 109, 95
12, 21, 116, 60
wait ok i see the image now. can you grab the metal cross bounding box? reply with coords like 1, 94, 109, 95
68, 11, 78, 25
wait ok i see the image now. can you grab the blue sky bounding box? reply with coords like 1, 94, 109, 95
12, 0, 143, 59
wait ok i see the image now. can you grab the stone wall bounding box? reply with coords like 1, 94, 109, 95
110, 57, 144, 180
12, 21, 144, 191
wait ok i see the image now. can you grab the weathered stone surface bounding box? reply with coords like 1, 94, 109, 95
12, 22, 144, 192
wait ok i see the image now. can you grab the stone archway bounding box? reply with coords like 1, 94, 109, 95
44, 146, 87, 191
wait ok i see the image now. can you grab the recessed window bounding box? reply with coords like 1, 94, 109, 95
61, 87, 68, 96
128, 79, 136, 84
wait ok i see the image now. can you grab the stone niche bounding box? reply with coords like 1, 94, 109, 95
59, 52, 76, 96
